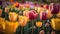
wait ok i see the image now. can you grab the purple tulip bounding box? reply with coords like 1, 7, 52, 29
49, 3, 59, 14
29, 2, 34, 5
0, 1, 2, 6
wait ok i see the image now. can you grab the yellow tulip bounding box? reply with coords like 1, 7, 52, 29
18, 16, 29, 27
0, 18, 5, 31
5, 20, 18, 33
36, 22, 42, 28
37, 7, 44, 13
23, 10, 29, 16
9, 12, 18, 21
57, 12, 60, 19
51, 18, 60, 30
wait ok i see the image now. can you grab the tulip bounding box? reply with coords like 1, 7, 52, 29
18, 16, 28, 27
37, 7, 44, 13
46, 10, 52, 18
57, 12, 60, 18
5, 8, 9, 13
27, 10, 38, 20
9, 12, 18, 22
51, 18, 60, 30
43, 4, 49, 9
23, 10, 29, 16
36, 22, 42, 27
0, 9, 2, 17
13, 2, 19, 8
22, 0, 25, 3
9, 0, 14, 2
39, 30, 45, 34
51, 31, 56, 34
5, 21, 18, 33
0, 1, 2, 6
40, 9, 48, 20
19, 4, 24, 10
0, 24, 4, 33
49, 3, 59, 14
34, 2, 38, 6
25, 4, 30, 8
0, 18, 5, 33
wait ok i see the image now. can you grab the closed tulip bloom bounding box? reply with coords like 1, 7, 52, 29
40, 10, 47, 20
49, 3, 59, 14
28, 10, 38, 20
18, 16, 28, 27
9, 12, 18, 21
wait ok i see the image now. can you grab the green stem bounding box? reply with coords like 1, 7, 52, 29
32, 20, 34, 34
21, 27, 23, 34
42, 20, 45, 30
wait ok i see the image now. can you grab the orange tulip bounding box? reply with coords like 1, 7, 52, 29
19, 4, 24, 10
25, 4, 30, 8
0, 24, 4, 33
0, 9, 2, 16
18, 16, 29, 27
9, 12, 18, 22
13, 2, 19, 8
57, 12, 60, 18
36, 22, 42, 27
46, 10, 52, 18
9, 0, 14, 2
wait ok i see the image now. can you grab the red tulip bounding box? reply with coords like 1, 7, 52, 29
22, 0, 25, 3
49, 3, 59, 14
43, 4, 49, 9
28, 10, 38, 20
40, 10, 48, 20
34, 2, 38, 6
40, 4, 44, 8
13, 2, 19, 8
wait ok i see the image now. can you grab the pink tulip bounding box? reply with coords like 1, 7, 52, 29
28, 10, 38, 20
40, 10, 48, 20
